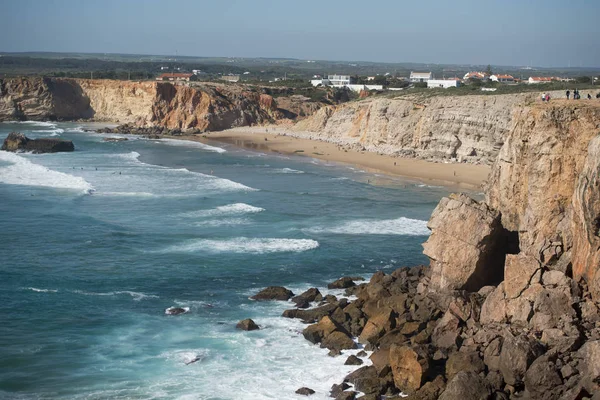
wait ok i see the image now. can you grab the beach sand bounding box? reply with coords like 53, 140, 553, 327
178, 128, 491, 190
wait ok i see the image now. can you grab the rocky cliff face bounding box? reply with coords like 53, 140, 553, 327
424, 100, 600, 297
294, 91, 564, 165
0, 78, 279, 131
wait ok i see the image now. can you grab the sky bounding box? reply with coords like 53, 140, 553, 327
1, 0, 599, 68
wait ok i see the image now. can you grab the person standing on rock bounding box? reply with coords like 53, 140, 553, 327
566, 90, 570, 100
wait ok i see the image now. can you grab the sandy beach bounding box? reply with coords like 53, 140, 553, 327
179, 128, 491, 190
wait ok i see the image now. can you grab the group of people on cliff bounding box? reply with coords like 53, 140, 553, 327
565, 89, 600, 100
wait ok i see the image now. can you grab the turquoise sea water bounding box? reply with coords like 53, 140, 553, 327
0, 122, 448, 399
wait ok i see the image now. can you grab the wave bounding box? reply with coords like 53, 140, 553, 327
307, 217, 430, 236
273, 167, 304, 174
72, 290, 159, 301
0, 151, 94, 194
182, 203, 265, 218
2, 121, 57, 127
193, 218, 250, 227
158, 138, 226, 153
24, 287, 58, 293
37, 128, 65, 135
158, 237, 319, 254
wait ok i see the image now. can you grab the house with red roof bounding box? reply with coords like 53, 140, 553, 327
490, 74, 515, 83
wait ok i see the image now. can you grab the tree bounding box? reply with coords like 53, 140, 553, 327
485, 65, 493, 76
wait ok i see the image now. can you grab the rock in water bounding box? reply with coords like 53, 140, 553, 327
2, 132, 74, 154
165, 307, 189, 315
236, 318, 259, 331
295, 387, 315, 396
251, 286, 294, 301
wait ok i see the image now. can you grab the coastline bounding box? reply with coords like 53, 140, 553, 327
180, 128, 491, 191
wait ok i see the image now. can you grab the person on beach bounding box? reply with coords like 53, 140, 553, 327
541, 93, 546, 102
596, 92, 600, 99
545, 93, 550, 102
566, 90, 570, 100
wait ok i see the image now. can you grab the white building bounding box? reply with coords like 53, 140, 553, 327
463, 71, 489, 81
427, 79, 461, 89
490, 74, 515, 83
528, 77, 553, 84
410, 72, 433, 82
327, 74, 352, 86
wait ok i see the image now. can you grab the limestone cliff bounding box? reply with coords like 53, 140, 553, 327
425, 100, 600, 298
0, 78, 279, 130
293, 91, 564, 165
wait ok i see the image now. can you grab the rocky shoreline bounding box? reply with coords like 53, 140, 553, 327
252, 254, 599, 399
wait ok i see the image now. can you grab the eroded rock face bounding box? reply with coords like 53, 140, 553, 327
1, 132, 74, 153
423, 193, 510, 292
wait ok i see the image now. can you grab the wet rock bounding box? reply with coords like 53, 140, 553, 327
321, 331, 357, 352
389, 344, 430, 393
330, 383, 350, 398
165, 307, 188, 315
292, 288, 323, 308
335, 391, 356, 400
344, 355, 363, 365
283, 302, 338, 323
2, 132, 74, 153
295, 387, 315, 396
251, 286, 294, 301
499, 334, 545, 386
236, 318, 259, 331
438, 371, 491, 400
302, 316, 340, 344
344, 366, 379, 395
423, 194, 507, 292
328, 277, 358, 289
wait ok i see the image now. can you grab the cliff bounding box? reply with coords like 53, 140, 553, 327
293, 91, 565, 165
0, 78, 283, 131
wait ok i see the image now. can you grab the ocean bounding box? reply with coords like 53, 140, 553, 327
0, 121, 448, 399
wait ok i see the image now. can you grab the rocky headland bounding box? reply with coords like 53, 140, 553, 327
1, 132, 74, 153
250, 101, 600, 399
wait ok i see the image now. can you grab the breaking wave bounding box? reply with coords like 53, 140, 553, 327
307, 217, 430, 236
157, 237, 320, 254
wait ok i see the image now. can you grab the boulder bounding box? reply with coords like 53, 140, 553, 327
335, 391, 356, 400
523, 355, 562, 399
282, 302, 338, 322
423, 194, 509, 292
330, 383, 351, 398
251, 286, 294, 301
412, 375, 446, 400
321, 331, 357, 352
445, 351, 485, 381
503, 254, 541, 299
295, 387, 315, 396
236, 318, 259, 331
499, 334, 545, 386
2, 132, 74, 153
165, 307, 188, 315
529, 287, 576, 331
344, 355, 363, 365
358, 308, 395, 344
302, 316, 340, 344
292, 288, 323, 308
577, 340, 600, 384
431, 311, 461, 349
389, 344, 430, 393
328, 277, 358, 289
438, 371, 491, 400
344, 366, 380, 395
480, 283, 507, 325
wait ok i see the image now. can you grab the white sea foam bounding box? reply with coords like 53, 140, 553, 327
273, 167, 304, 174
158, 138, 226, 153
0, 151, 94, 194
2, 121, 57, 127
307, 217, 430, 236
193, 218, 250, 227
24, 287, 58, 293
159, 237, 319, 254
182, 203, 264, 218
165, 306, 190, 315
37, 128, 65, 135
72, 290, 159, 301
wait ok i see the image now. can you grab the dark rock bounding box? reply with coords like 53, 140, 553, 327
103, 137, 128, 142
292, 288, 323, 307
357, 350, 367, 357
165, 307, 188, 315
438, 371, 491, 400
499, 334, 545, 386
330, 383, 350, 398
345, 355, 363, 365
2, 132, 74, 153
284, 302, 338, 323
412, 375, 447, 400
251, 286, 294, 301
335, 391, 356, 400
328, 277, 358, 289
321, 331, 357, 352
524, 355, 562, 399
445, 351, 485, 381
344, 366, 380, 395
295, 387, 315, 396
236, 318, 259, 331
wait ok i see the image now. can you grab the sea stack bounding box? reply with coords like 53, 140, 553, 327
1, 132, 74, 153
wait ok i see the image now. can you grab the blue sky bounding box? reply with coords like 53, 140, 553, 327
1, 0, 599, 67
